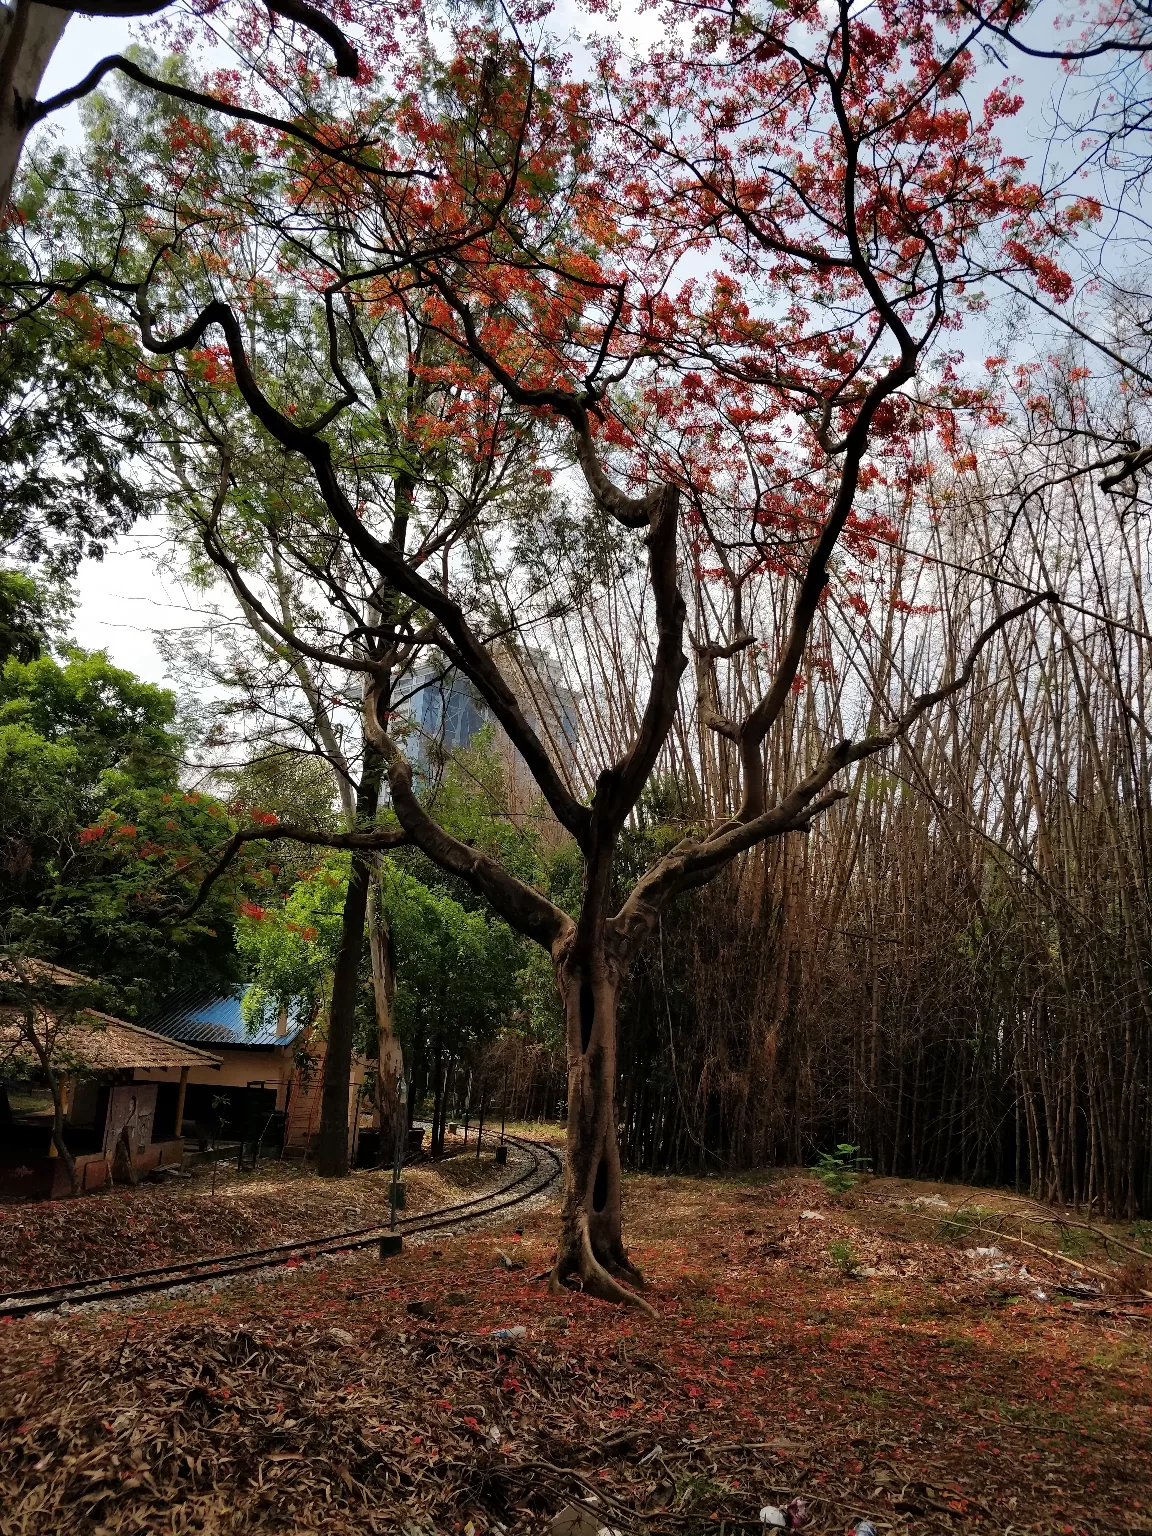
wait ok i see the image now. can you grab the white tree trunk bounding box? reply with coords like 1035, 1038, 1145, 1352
0, 2, 71, 210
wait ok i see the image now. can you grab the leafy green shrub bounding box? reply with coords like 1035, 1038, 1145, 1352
811, 1143, 870, 1193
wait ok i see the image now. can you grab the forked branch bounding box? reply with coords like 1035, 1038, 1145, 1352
610, 591, 1058, 959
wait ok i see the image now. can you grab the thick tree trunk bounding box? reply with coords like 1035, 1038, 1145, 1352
550, 952, 655, 1315
315, 851, 371, 1176
0, 2, 70, 211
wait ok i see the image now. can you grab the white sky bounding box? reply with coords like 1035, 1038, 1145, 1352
35, 5, 1073, 690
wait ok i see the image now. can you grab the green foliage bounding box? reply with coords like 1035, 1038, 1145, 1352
384, 859, 520, 1053
0, 244, 152, 577
828, 1239, 860, 1275
811, 1143, 870, 1194
514, 943, 565, 1051
0, 647, 180, 786
0, 643, 246, 1004
236, 857, 349, 1032
0, 570, 72, 664
238, 853, 523, 1060
400, 727, 547, 908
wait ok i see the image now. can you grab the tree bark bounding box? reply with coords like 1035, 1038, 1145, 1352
315, 850, 371, 1176
0, 1, 70, 212
368, 867, 403, 1164
431, 1034, 445, 1158
315, 749, 384, 1177
550, 951, 656, 1316
48, 1071, 79, 1194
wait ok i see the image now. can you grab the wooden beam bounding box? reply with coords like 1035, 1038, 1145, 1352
174, 1065, 189, 1137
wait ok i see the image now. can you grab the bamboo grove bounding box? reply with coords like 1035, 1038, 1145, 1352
492, 357, 1152, 1220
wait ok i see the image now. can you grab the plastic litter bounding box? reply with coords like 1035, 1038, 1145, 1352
550, 1504, 618, 1536
1032, 1287, 1049, 1301
758, 1499, 808, 1530
799, 1210, 826, 1221
854, 1523, 880, 1536
1057, 1280, 1104, 1298
491, 1325, 527, 1339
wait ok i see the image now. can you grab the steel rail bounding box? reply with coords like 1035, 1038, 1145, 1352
0, 1134, 562, 1320
2, 1131, 544, 1300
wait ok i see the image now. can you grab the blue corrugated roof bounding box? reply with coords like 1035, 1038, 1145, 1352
141, 985, 309, 1049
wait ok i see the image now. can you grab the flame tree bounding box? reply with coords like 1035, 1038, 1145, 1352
12, 0, 1086, 1306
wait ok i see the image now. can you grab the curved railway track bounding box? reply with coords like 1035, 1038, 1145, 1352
0, 1133, 563, 1320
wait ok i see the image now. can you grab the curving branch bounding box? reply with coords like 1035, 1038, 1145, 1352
416, 271, 660, 529
132, 292, 593, 848
30, 54, 411, 178
179, 820, 410, 920
32, 0, 360, 76
734, 349, 917, 820
362, 678, 574, 953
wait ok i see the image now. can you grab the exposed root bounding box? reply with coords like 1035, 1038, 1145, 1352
549, 1225, 658, 1318
602, 1244, 647, 1289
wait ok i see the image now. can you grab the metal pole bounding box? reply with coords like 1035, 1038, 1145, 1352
475, 1081, 486, 1159
500, 1064, 508, 1146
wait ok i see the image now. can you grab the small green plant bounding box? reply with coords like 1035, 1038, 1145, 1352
937, 1205, 985, 1245
1057, 1224, 1094, 1258
828, 1239, 859, 1275
811, 1143, 870, 1193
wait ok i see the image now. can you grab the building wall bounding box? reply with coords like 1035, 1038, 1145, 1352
134, 1047, 367, 1151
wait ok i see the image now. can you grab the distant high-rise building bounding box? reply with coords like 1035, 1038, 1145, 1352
404, 648, 580, 824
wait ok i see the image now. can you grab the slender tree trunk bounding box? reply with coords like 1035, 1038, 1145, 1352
316, 851, 372, 1176
316, 752, 383, 1177
368, 868, 403, 1164
25, 1010, 79, 1195
431, 1035, 445, 1158
550, 949, 655, 1316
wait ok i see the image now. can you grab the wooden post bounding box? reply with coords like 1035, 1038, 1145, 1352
175, 1066, 189, 1137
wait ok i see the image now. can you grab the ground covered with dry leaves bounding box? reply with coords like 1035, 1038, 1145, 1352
1, 1163, 1150, 1535
0, 1138, 500, 1292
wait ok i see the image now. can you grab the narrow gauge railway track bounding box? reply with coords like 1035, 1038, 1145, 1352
0, 1134, 562, 1320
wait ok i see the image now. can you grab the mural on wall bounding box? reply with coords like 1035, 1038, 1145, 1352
102, 1084, 157, 1157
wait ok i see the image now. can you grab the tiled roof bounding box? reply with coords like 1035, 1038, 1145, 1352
140, 985, 308, 1050
0, 1011, 221, 1072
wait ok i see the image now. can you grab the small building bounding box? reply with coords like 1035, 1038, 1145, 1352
0, 1006, 221, 1199
137, 985, 367, 1157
